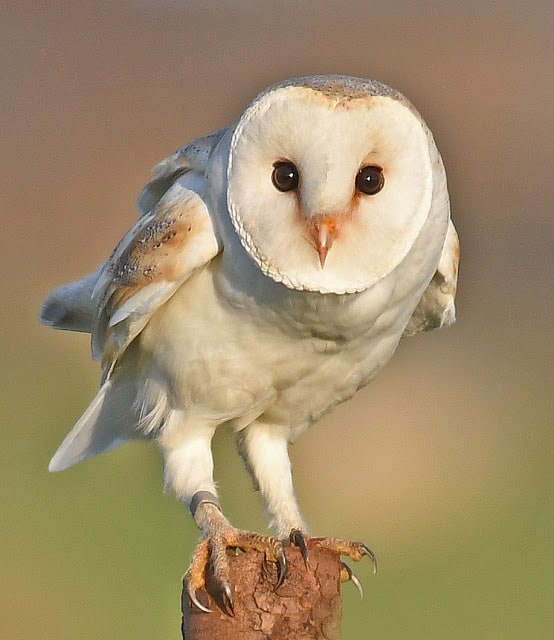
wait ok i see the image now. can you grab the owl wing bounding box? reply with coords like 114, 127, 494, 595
41, 130, 227, 362
136, 128, 227, 216
403, 219, 460, 337
91, 176, 220, 380
45, 134, 229, 473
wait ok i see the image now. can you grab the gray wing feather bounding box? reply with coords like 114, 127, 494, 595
40, 268, 102, 333
136, 128, 227, 216
403, 220, 460, 337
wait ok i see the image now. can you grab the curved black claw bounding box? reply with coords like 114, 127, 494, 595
274, 545, 288, 590
290, 529, 310, 568
221, 582, 235, 617
341, 561, 364, 599
361, 543, 378, 575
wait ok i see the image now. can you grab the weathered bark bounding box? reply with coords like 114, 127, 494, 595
181, 539, 343, 639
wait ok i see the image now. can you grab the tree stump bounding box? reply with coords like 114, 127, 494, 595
181, 539, 343, 639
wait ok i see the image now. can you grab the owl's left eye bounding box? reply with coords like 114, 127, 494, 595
272, 161, 299, 192
356, 165, 385, 195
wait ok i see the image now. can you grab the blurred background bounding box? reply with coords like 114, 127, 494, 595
2, 1, 552, 638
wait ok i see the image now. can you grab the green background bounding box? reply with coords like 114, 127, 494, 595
2, 2, 552, 638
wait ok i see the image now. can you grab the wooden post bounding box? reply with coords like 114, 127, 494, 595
181, 539, 343, 639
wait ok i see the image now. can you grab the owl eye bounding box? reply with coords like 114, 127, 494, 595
356, 165, 385, 195
272, 161, 299, 192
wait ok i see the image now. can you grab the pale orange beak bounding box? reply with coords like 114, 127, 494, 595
308, 216, 340, 268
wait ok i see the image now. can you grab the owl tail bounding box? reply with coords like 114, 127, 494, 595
48, 379, 135, 471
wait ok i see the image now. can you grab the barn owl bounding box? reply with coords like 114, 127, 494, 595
41, 75, 459, 613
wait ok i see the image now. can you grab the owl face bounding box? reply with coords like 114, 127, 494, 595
226, 77, 438, 294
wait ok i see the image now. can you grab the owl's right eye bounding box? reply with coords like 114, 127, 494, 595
272, 161, 299, 192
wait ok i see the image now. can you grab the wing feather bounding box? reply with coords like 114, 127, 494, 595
40, 268, 101, 333
41, 130, 226, 337
136, 128, 227, 216
92, 176, 220, 377
403, 219, 460, 337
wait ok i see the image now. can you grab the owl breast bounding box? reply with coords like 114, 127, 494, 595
136, 257, 414, 438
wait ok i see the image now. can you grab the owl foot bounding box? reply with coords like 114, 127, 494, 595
289, 529, 376, 597
185, 507, 287, 616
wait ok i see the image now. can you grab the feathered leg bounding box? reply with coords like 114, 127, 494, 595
159, 412, 285, 615
238, 422, 376, 591
237, 423, 308, 538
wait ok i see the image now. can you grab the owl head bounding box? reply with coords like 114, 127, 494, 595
225, 75, 447, 295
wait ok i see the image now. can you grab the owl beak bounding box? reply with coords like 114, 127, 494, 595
308, 216, 339, 268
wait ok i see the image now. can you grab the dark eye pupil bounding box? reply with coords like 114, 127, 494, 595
272, 161, 299, 192
356, 165, 385, 195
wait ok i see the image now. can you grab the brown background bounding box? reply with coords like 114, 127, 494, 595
2, 2, 552, 638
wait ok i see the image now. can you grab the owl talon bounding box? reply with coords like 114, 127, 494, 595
321, 538, 377, 574
303, 536, 377, 577
186, 503, 287, 614
184, 539, 212, 613
189, 589, 212, 614
185, 575, 212, 614
359, 543, 378, 575
275, 546, 288, 589
340, 561, 364, 599
221, 582, 235, 616
290, 529, 310, 568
